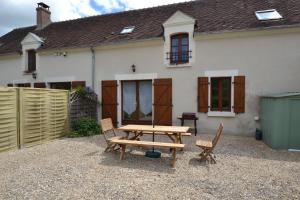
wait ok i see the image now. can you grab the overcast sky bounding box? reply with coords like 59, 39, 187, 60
0, 0, 193, 37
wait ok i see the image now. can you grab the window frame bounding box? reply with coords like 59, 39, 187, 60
255, 9, 282, 21
26, 49, 36, 73
170, 33, 189, 64
120, 26, 135, 34
210, 77, 232, 112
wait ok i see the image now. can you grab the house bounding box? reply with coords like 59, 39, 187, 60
0, 0, 300, 134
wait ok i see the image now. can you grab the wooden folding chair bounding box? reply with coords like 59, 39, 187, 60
100, 118, 123, 152
196, 123, 223, 164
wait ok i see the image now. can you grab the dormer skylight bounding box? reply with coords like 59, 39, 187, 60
255, 9, 282, 21
120, 26, 135, 34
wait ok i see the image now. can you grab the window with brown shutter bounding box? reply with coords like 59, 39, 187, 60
27, 50, 36, 73
198, 77, 209, 113
198, 75, 245, 114
234, 76, 245, 114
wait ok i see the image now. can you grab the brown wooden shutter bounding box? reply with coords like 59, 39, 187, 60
72, 81, 86, 90
153, 78, 172, 125
234, 76, 245, 114
102, 80, 118, 126
34, 82, 46, 88
198, 77, 209, 113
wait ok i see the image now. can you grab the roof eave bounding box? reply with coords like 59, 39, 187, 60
0, 51, 22, 57
37, 37, 164, 53
195, 23, 300, 36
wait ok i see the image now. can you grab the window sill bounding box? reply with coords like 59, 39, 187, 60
166, 63, 192, 68
207, 111, 235, 117
23, 70, 36, 75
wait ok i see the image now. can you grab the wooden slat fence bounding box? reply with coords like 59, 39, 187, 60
0, 88, 18, 152
0, 87, 69, 151
48, 90, 69, 140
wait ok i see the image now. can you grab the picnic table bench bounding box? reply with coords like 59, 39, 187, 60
115, 125, 191, 167
110, 139, 185, 167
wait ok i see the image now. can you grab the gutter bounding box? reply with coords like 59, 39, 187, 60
90, 46, 95, 90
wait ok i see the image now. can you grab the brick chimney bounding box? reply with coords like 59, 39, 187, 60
36, 2, 51, 30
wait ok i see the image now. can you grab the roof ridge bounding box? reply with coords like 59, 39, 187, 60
50, 0, 196, 25
12, 25, 36, 31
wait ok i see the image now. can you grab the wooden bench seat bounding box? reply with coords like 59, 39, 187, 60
107, 136, 123, 141
111, 139, 185, 148
110, 139, 185, 167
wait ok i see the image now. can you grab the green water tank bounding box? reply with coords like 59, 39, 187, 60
260, 93, 300, 150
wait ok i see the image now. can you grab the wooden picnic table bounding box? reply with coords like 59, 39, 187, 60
118, 124, 190, 144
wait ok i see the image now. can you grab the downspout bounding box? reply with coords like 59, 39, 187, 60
90, 46, 95, 90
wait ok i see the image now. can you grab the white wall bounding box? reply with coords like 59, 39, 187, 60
0, 50, 92, 87
0, 30, 299, 135
95, 31, 300, 135
38, 50, 92, 86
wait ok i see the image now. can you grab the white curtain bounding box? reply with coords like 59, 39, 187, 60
139, 81, 152, 120
123, 82, 136, 119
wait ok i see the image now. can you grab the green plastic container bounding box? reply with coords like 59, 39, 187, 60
260, 93, 300, 150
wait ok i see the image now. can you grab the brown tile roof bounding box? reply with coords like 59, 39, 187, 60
1, 0, 300, 55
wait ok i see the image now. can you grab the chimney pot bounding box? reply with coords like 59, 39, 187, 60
36, 2, 51, 30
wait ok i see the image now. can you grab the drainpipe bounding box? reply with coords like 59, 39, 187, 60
90, 46, 95, 90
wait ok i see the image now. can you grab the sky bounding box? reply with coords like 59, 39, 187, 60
0, 0, 193, 37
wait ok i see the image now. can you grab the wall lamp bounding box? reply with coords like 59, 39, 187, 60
131, 64, 136, 73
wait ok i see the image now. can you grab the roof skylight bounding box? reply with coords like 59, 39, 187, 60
120, 26, 135, 34
255, 9, 282, 21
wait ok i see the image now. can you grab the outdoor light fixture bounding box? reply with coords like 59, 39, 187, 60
131, 64, 136, 72
32, 72, 37, 79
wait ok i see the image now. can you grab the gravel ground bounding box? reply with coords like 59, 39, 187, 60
0, 133, 299, 200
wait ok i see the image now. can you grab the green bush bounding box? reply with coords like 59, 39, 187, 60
71, 117, 101, 137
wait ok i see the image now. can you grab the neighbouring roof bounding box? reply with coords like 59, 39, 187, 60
0, 0, 300, 55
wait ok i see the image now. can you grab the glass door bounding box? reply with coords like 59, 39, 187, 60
122, 80, 152, 125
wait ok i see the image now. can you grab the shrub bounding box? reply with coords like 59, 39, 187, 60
71, 117, 101, 137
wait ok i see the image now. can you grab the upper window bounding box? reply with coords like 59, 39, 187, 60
210, 77, 231, 112
170, 33, 189, 64
27, 50, 36, 73
255, 9, 282, 21
120, 26, 135, 34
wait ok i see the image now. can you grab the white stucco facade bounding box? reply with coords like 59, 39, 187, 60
1, 27, 300, 135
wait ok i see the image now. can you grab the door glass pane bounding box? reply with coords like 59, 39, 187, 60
171, 46, 179, 62
182, 37, 188, 45
122, 81, 137, 120
222, 78, 231, 111
211, 78, 219, 110
139, 81, 152, 121
181, 45, 189, 62
171, 38, 179, 46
